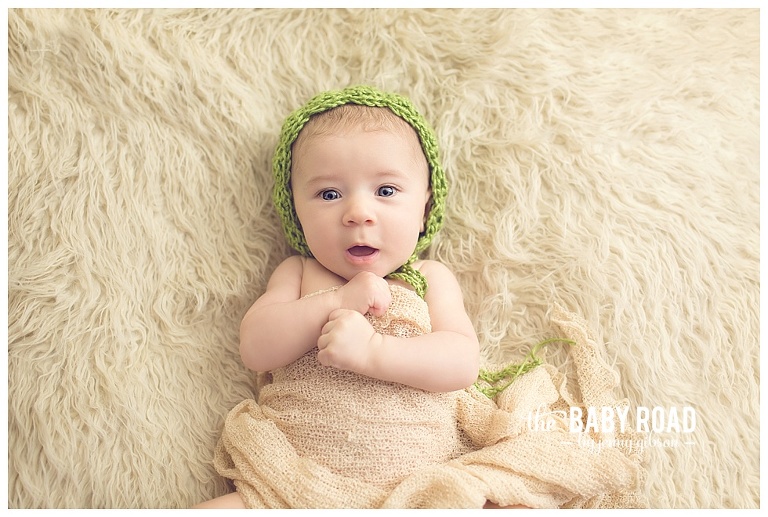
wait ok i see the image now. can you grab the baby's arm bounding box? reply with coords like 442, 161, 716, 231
239, 256, 338, 372
239, 258, 391, 372
317, 260, 480, 392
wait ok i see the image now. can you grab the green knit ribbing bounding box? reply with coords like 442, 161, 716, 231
474, 338, 577, 398
272, 85, 447, 298
387, 263, 428, 299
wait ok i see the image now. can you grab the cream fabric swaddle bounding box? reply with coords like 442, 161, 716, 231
214, 285, 647, 508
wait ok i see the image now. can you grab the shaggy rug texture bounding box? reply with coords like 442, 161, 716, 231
7, 8, 759, 509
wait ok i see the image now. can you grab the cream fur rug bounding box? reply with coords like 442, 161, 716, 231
7, 8, 759, 509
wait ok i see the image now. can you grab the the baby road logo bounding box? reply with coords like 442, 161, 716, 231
527, 405, 697, 453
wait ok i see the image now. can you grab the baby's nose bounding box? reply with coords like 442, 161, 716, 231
343, 197, 375, 225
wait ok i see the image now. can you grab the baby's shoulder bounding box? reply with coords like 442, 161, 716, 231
415, 259, 464, 300
268, 254, 304, 282
298, 257, 346, 296
413, 259, 456, 281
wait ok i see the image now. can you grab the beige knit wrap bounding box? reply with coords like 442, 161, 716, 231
214, 285, 647, 508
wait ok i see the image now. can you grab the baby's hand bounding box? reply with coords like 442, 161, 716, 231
317, 309, 379, 374
337, 271, 391, 317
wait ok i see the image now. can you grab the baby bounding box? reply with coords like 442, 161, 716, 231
194, 86, 487, 508
194, 86, 646, 510
239, 94, 480, 393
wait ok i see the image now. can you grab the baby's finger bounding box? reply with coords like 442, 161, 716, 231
368, 304, 387, 317
370, 291, 392, 316
317, 348, 331, 366
318, 319, 336, 350
327, 308, 344, 321
316, 331, 328, 350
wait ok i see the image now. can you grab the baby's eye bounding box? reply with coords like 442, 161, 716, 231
377, 185, 397, 197
320, 189, 340, 201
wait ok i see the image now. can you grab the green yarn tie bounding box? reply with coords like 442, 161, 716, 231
474, 338, 577, 398
387, 263, 428, 299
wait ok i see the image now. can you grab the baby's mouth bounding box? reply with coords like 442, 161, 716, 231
348, 245, 378, 257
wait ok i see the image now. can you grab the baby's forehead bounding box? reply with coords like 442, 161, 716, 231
304, 105, 417, 138
293, 105, 428, 166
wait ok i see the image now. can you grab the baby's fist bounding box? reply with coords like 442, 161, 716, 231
317, 309, 378, 373
338, 271, 391, 317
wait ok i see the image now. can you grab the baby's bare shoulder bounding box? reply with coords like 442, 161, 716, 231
414, 259, 457, 282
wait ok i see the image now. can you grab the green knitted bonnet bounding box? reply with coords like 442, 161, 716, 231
272, 85, 447, 298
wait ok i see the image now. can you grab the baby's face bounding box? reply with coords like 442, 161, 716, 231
291, 126, 431, 281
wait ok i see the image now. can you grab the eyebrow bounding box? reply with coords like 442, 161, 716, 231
296, 173, 338, 190
298, 169, 413, 188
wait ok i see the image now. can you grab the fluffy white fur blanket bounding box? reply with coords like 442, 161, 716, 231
7, 8, 759, 509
